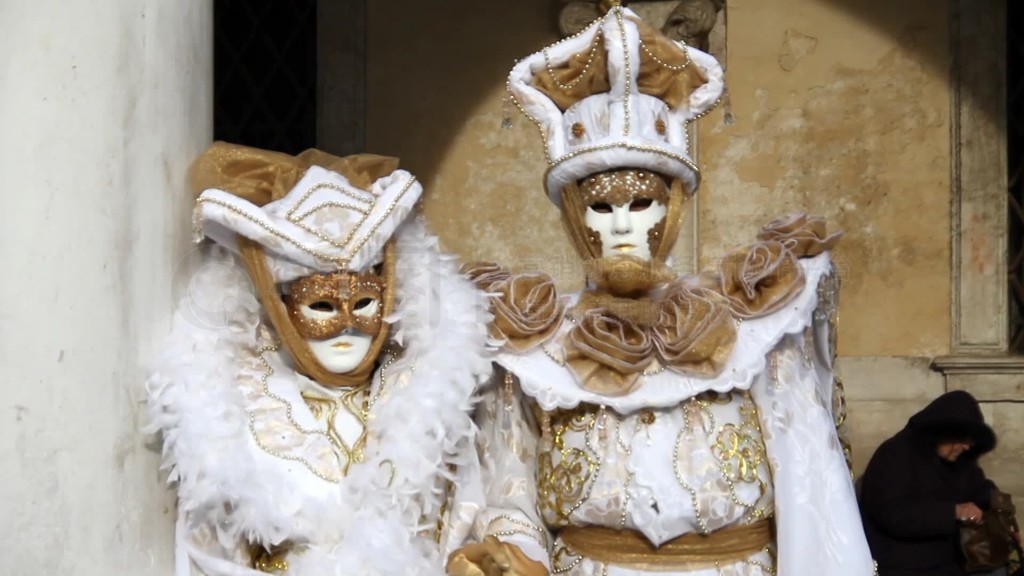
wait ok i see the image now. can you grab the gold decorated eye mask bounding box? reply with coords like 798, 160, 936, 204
285, 270, 384, 340
578, 169, 670, 208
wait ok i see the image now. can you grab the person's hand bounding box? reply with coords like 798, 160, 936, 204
956, 502, 985, 524
447, 536, 548, 576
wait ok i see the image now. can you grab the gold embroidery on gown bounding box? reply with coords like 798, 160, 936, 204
539, 405, 602, 525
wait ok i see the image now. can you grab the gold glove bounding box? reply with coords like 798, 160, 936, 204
447, 536, 548, 576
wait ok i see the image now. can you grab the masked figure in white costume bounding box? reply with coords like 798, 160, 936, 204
447, 5, 874, 576
147, 143, 491, 575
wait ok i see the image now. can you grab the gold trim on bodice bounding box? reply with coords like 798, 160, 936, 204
300, 386, 369, 476
239, 338, 399, 483
538, 405, 602, 526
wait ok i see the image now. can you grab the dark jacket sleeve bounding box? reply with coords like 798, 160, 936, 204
861, 438, 959, 538
961, 464, 993, 509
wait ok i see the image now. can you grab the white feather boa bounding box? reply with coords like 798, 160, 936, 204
146, 217, 491, 575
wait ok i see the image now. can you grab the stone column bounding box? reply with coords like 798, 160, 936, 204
0, 2, 212, 573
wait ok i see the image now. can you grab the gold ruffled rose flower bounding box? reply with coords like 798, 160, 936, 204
757, 212, 842, 258
460, 261, 563, 351
460, 261, 512, 291
719, 241, 806, 319
490, 272, 565, 352
563, 311, 653, 396
652, 286, 737, 377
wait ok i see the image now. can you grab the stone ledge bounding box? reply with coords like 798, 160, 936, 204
932, 356, 1024, 400
838, 356, 945, 402
932, 355, 1024, 374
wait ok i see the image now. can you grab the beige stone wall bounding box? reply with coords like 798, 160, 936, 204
367, 0, 1018, 500
369, 0, 590, 289
368, 0, 951, 351
698, 0, 951, 359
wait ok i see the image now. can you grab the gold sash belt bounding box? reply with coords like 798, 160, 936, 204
559, 519, 774, 570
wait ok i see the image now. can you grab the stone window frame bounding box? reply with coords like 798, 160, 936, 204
932, 0, 1024, 394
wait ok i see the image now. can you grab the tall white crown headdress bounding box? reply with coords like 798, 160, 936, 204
508, 5, 724, 206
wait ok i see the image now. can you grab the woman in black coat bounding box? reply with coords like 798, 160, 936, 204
860, 390, 997, 576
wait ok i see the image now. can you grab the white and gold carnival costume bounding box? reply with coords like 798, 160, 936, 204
449, 6, 874, 576
147, 145, 491, 575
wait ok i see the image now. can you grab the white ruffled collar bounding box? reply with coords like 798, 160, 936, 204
497, 253, 832, 413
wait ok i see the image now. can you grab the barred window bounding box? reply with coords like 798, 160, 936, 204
213, 0, 318, 155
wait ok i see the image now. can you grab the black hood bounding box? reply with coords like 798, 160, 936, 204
906, 390, 996, 456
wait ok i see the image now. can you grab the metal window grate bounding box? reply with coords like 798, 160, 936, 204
213, 0, 317, 155
1009, 0, 1024, 353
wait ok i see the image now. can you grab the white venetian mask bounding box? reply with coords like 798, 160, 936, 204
579, 170, 669, 261
285, 270, 385, 374
305, 328, 376, 373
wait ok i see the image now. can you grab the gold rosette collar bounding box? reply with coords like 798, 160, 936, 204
757, 212, 842, 258
563, 312, 653, 396
719, 241, 806, 319
489, 271, 565, 352
461, 261, 512, 291
652, 286, 737, 376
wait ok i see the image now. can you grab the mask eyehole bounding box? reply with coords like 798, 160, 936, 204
629, 198, 653, 212
309, 301, 335, 313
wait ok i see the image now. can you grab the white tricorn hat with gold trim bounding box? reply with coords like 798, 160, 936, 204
508, 4, 723, 206
191, 143, 421, 283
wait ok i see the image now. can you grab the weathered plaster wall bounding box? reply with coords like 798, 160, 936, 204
369, 0, 951, 357
0, 2, 211, 573
368, 0, 585, 289
699, 0, 951, 359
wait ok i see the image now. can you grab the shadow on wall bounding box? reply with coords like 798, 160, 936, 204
821, 0, 1004, 122
367, 0, 1004, 186
367, 0, 561, 184
818, 0, 950, 69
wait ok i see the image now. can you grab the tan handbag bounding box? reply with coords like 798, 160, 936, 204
961, 489, 1020, 572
